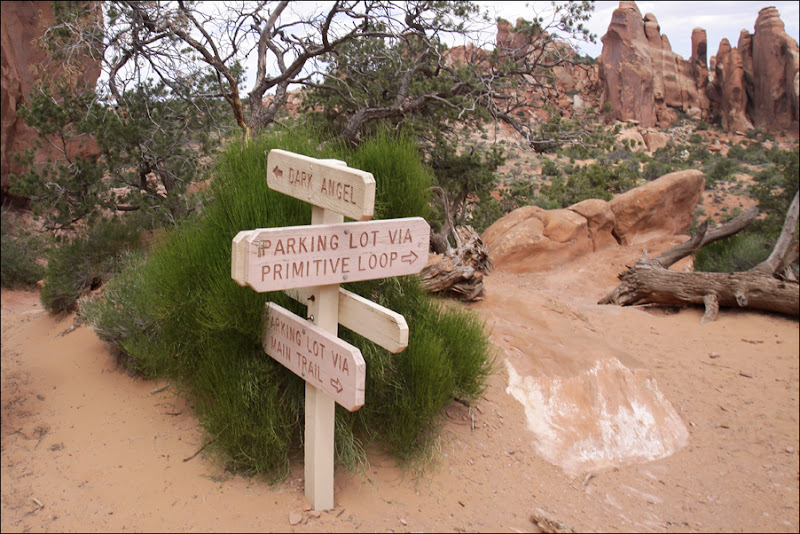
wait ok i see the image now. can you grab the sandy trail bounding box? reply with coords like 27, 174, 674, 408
2, 235, 798, 532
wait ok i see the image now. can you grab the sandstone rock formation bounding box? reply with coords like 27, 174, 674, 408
495, 18, 602, 119
599, 1, 798, 137
609, 169, 705, 245
482, 169, 705, 271
640, 128, 668, 152
691, 28, 709, 90
748, 7, 799, 134
598, 2, 708, 128
615, 124, 647, 151
707, 38, 753, 132
481, 206, 593, 272
1, 1, 101, 199
567, 198, 617, 252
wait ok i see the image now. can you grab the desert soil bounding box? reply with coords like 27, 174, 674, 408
2, 233, 798, 533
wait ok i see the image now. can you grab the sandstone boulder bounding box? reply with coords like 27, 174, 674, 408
481, 206, 593, 272
615, 125, 647, 151
567, 199, 617, 252
641, 128, 668, 152
609, 169, 705, 245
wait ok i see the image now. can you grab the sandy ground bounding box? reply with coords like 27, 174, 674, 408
2, 234, 798, 533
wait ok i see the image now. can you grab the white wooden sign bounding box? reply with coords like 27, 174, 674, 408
263, 303, 366, 411
267, 149, 376, 221
231, 217, 430, 292
232, 149, 425, 511
285, 286, 409, 354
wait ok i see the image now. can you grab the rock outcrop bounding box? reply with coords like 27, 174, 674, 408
598, 2, 708, 128
609, 169, 705, 245
482, 169, 705, 270
708, 39, 753, 132
599, 1, 798, 136
1, 1, 101, 199
748, 7, 799, 134
567, 199, 617, 252
481, 206, 593, 273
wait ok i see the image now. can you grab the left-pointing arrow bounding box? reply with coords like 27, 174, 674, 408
272, 165, 283, 179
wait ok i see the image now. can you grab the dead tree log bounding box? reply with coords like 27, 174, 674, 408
422, 187, 493, 300
422, 225, 492, 301
600, 194, 799, 322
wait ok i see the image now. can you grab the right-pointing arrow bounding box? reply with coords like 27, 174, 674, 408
401, 251, 418, 264
330, 377, 343, 394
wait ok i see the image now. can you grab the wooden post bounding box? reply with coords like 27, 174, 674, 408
305, 205, 343, 510
233, 150, 429, 511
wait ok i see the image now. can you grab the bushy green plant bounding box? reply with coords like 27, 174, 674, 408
694, 231, 772, 272
81, 127, 496, 477
748, 146, 799, 236
703, 158, 742, 187
539, 162, 639, 207
1, 209, 47, 288
40, 215, 143, 313
541, 158, 560, 176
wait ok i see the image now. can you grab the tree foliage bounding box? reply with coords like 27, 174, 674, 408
41, 1, 488, 139
11, 78, 230, 230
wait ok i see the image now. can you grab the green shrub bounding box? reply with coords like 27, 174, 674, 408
40, 215, 142, 313
81, 127, 496, 477
748, 146, 799, 236
1, 209, 47, 288
469, 195, 504, 234
539, 162, 638, 207
694, 231, 772, 272
541, 158, 560, 176
703, 158, 741, 187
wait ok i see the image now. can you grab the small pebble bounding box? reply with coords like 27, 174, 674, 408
399, 518, 407, 526
786, 446, 795, 454
289, 511, 303, 525
709, 352, 720, 359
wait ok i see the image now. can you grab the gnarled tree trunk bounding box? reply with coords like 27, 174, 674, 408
422, 187, 493, 301
600, 194, 799, 322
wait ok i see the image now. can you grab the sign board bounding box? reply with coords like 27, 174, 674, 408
267, 149, 376, 221
263, 302, 366, 411
286, 287, 409, 353
232, 217, 430, 292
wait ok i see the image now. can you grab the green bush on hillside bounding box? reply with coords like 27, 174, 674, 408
80, 127, 495, 477
40, 215, 144, 313
539, 162, 639, 208
1, 209, 47, 288
693, 231, 772, 273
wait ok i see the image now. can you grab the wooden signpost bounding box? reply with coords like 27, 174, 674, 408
231, 149, 429, 511
262, 302, 366, 411
267, 149, 376, 221
231, 217, 430, 292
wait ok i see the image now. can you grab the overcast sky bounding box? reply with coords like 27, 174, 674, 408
162, 1, 800, 92
484, 1, 800, 60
